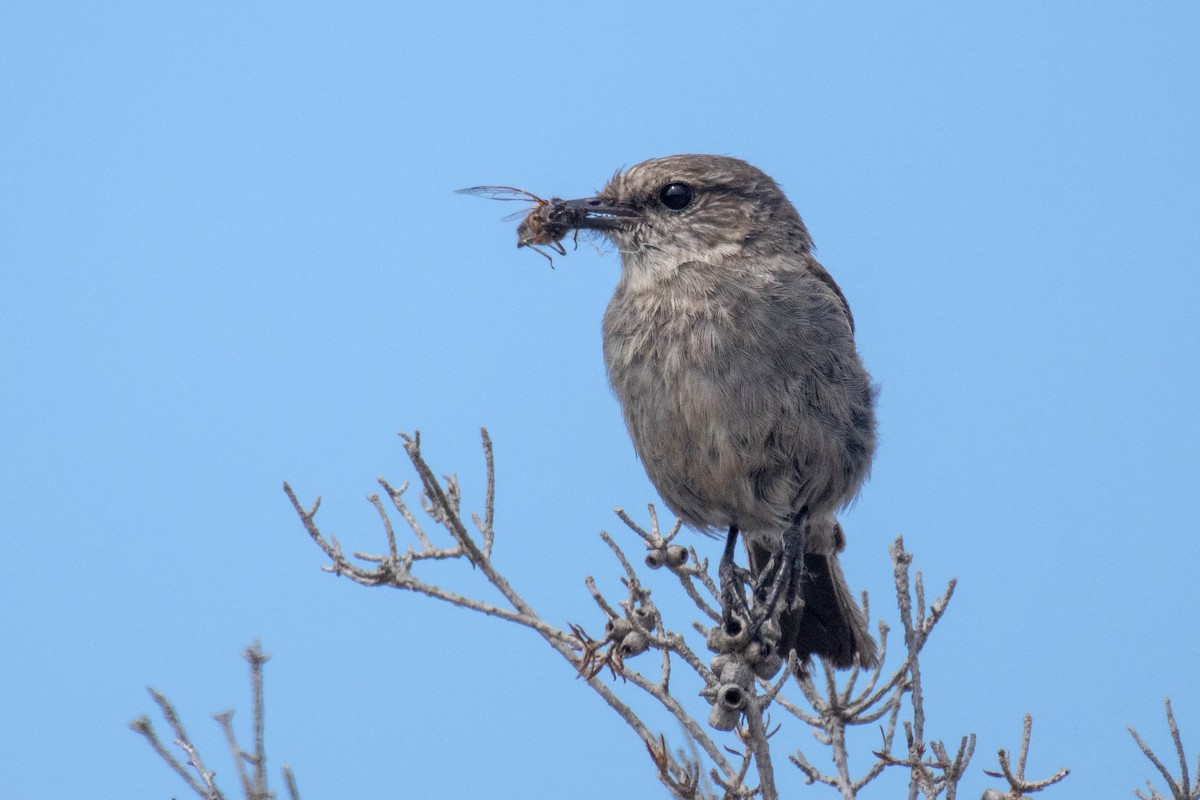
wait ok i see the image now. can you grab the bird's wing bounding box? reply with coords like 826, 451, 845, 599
805, 257, 855, 334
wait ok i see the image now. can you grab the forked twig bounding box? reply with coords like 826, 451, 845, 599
132, 641, 296, 800
1130, 698, 1199, 800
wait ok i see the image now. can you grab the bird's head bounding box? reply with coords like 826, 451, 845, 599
556, 154, 813, 270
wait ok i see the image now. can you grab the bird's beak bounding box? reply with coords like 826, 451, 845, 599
552, 196, 639, 231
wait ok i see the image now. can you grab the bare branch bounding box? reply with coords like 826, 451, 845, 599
214, 711, 252, 799
1130, 698, 1199, 800
175, 737, 225, 800
283, 765, 300, 800
133, 645, 294, 800
246, 642, 269, 797
130, 714, 209, 798
982, 714, 1069, 797
279, 431, 1135, 800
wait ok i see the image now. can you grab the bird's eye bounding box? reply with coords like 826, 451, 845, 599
658, 182, 693, 210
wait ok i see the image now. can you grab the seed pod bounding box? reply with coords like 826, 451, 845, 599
665, 545, 689, 568
744, 640, 774, 666
718, 683, 747, 711
753, 653, 784, 680
619, 630, 649, 658
706, 614, 751, 653
718, 660, 754, 689
632, 605, 655, 628
707, 684, 747, 731
605, 617, 633, 642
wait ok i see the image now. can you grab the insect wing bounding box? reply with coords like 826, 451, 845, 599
457, 185, 554, 221
455, 185, 544, 203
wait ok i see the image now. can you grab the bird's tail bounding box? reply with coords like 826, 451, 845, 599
748, 539, 876, 671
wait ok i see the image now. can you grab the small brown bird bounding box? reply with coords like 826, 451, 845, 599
513, 155, 877, 669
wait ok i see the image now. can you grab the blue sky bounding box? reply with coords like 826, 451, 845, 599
2, 3, 1198, 798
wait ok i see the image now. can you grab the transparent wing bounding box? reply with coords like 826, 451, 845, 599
455, 185, 545, 203
457, 185, 551, 221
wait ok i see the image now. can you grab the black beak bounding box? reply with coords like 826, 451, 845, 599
552, 196, 638, 231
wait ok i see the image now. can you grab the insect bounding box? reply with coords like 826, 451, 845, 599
456, 185, 582, 267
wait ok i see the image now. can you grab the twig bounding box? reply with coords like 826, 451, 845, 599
214, 711, 252, 798
130, 713, 209, 798
280, 431, 1074, 800
983, 714, 1069, 797
132, 644, 295, 800
1130, 698, 1198, 800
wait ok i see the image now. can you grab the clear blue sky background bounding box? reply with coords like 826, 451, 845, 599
2, 3, 1198, 798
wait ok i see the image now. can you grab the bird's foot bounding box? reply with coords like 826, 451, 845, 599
717, 524, 753, 634
746, 530, 804, 645
718, 557, 753, 629
709, 524, 802, 680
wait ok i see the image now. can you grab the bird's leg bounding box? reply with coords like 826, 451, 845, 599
718, 525, 751, 627
751, 513, 807, 638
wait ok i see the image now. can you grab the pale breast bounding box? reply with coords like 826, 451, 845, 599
602, 259, 876, 537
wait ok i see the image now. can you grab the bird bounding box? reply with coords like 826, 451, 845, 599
538, 155, 877, 669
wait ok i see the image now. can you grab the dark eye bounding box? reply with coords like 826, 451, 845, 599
658, 182, 693, 210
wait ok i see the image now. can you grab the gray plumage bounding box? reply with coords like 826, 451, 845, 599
561, 155, 877, 668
